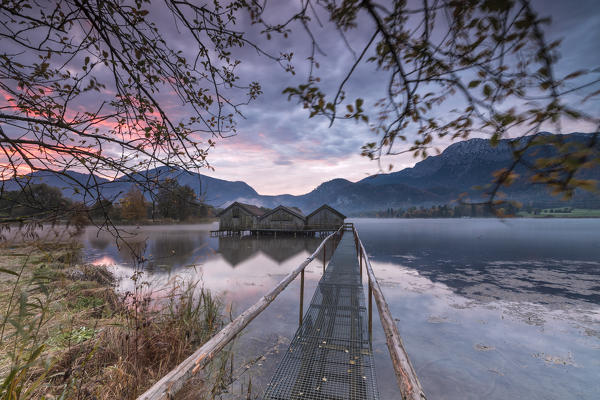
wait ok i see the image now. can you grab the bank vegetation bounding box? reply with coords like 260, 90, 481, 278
0, 241, 224, 399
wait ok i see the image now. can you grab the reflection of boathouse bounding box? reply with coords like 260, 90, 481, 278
217, 235, 324, 266
213, 202, 346, 236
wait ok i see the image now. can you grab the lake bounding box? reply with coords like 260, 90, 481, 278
75, 218, 600, 399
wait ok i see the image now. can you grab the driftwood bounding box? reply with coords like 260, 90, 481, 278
355, 229, 427, 400
137, 226, 343, 400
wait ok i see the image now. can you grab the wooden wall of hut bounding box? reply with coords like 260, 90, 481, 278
258, 207, 305, 231
218, 204, 258, 231
306, 206, 345, 230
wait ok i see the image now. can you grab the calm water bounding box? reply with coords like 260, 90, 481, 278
74, 219, 600, 399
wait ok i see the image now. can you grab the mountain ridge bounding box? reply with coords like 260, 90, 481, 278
2, 132, 598, 214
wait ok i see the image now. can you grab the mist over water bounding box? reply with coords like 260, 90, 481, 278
355, 218, 600, 400
75, 219, 600, 399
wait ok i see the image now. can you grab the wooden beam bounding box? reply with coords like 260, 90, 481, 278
137, 227, 343, 400
355, 229, 427, 400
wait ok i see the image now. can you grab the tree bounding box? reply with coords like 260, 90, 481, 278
120, 185, 146, 221
0, 0, 598, 224
0, 183, 71, 219
280, 0, 599, 209
156, 178, 197, 221
89, 198, 114, 220
0, 0, 287, 225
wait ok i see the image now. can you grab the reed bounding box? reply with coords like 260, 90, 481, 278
0, 242, 224, 399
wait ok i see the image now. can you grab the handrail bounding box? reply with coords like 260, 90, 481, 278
354, 227, 427, 400
137, 225, 344, 400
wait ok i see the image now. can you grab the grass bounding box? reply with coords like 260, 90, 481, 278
0, 241, 225, 399
518, 208, 600, 218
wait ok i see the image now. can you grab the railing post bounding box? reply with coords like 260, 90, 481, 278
299, 269, 304, 326
360, 247, 363, 280
368, 280, 373, 340
323, 242, 326, 274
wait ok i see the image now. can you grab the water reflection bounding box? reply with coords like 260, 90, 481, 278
81, 224, 216, 271
217, 236, 323, 266
355, 218, 600, 306
80, 224, 330, 272
368, 259, 600, 399
77, 224, 330, 305
69, 219, 600, 400
354, 218, 600, 400
72, 224, 328, 399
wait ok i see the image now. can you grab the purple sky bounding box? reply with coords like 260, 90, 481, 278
193, 0, 600, 195
2, 1, 598, 195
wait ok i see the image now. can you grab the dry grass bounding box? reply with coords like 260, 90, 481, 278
0, 242, 224, 400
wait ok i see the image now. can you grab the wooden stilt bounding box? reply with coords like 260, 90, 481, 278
299, 269, 304, 326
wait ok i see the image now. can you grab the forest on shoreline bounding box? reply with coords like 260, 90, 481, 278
356, 205, 600, 218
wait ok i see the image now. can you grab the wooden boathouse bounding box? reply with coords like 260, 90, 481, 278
216, 201, 265, 233
258, 205, 306, 231
212, 203, 347, 236
306, 203, 346, 230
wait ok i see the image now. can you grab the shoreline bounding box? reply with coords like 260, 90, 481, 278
0, 241, 225, 399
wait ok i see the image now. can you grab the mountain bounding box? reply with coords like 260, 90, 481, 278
360, 138, 515, 190
2, 132, 599, 214
357, 132, 600, 206
1, 166, 259, 207
1, 170, 110, 199
98, 166, 259, 206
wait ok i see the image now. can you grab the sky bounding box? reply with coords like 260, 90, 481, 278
194, 0, 600, 195
1, 0, 599, 195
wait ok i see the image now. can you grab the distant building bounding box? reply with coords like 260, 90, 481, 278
217, 202, 265, 232
306, 204, 346, 230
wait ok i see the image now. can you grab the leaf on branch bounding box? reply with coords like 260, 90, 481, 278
483, 84, 493, 97
564, 70, 587, 80
583, 89, 600, 102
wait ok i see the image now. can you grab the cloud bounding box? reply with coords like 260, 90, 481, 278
198, 0, 599, 194
273, 159, 293, 166
3, 0, 597, 196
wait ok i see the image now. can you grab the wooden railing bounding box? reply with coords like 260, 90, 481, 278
137, 225, 344, 400
139, 223, 425, 400
351, 225, 427, 400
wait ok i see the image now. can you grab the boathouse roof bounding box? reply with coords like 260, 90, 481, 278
217, 201, 266, 217
306, 204, 346, 220
259, 205, 305, 221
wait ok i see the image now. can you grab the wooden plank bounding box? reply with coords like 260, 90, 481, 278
137, 227, 343, 400
354, 229, 427, 400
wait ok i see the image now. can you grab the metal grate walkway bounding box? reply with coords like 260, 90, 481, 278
263, 231, 379, 400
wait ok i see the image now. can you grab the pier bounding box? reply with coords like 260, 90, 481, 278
138, 223, 426, 400
263, 227, 378, 399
